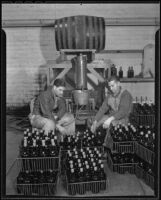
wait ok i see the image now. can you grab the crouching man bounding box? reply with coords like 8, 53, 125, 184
90, 75, 133, 148
29, 79, 75, 135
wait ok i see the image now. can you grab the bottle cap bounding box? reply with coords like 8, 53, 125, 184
101, 164, 104, 168
79, 163, 82, 167
54, 135, 57, 140
51, 139, 55, 146
70, 164, 74, 168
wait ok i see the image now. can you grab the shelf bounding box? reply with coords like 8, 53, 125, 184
99, 50, 143, 54
120, 78, 154, 83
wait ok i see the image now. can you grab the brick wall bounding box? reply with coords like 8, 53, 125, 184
2, 4, 159, 106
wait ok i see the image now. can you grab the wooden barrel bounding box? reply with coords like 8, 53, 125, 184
54, 15, 105, 51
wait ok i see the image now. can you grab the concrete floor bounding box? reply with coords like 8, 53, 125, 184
6, 115, 154, 197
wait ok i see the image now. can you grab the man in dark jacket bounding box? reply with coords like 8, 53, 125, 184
91, 75, 133, 146
29, 79, 75, 135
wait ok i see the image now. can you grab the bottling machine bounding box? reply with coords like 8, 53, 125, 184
48, 15, 109, 124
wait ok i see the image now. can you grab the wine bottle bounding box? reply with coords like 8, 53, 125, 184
119, 66, 123, 78
29, 139, 38, 157
20, 138, 29, 158
127, 66, 130, 78
91, 166, 100, 193
99, 163, 106, 190
39, 139, 47, 157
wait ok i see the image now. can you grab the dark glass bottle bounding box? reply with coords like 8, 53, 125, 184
127, 66, 131, 78
24, 170, 31, 184
78, 168, 86, 194
29, 139, 38, 157
85, 164, 91, 182
20, 138, 29, 158
27, 132, 33, 146
131, 66, 134, 78
39, 139, 47, 157
99, 163, 106, 190
68, 168, 77, 195
119, 66, 123, 78
17, 171, 25, 193
49, 138, 58, 157
91, 166, 100, 193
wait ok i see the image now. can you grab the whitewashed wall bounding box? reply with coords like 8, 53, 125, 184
2, 3, 159, 106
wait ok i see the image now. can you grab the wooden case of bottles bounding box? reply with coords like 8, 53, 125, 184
135, 143, 155, 165
135, 165, 154, 190
7, 158, 60, 196
130, 114, 155, 127
107, 152, 138, 174
65, 173, 108, 196
107, 133, 136, 154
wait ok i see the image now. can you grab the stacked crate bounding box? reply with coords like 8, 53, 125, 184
130, 100, 155, 189
64, 148, 108, 195
135, 125, 155, 189
15, 128, 60, 196
107, 123, 138, 174
60, 126, 108, 195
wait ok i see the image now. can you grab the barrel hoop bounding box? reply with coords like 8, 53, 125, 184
71, 16, 76, 49
97, 17, 101, 50
92, 16, 96, 49
85, 16, 90, 49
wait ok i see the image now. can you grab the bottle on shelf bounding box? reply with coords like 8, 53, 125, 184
119, 66, 123, 78
127, 66, 131, 78
131, 66, 134, 78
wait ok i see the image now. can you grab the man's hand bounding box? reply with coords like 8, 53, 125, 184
103, 116, 115, 129
91, 120, 97, 133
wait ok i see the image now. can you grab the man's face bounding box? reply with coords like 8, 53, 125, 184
53, 86, 65, 97
108, 80, 120, 95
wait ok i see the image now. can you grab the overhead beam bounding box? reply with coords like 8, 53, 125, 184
2, 17, 160, 28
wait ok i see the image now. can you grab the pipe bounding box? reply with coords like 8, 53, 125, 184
2, 17, 160, 27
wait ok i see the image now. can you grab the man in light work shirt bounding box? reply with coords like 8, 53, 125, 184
91, 75, 133, 146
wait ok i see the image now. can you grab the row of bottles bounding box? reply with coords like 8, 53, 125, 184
17, 170, 58, 194
66, 148, 106, 194
60, 127, 106, 150
137, 157, 154, 177
82, 127, 106, 147
110, 151, 138, 164
133, 97, 155, 115
20, 128, 60, 158
110, 122, 136, 142
135, 125, 155, 151
66, 148, 106, 182
106, 64, 135, 78
22, 128, 59, 147
17, 169, 58, 184
60, 132, 82, 150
